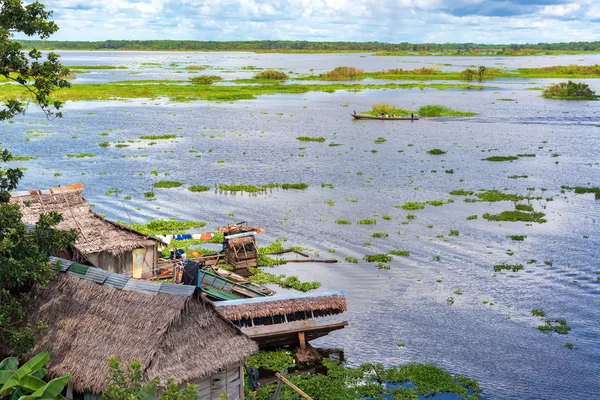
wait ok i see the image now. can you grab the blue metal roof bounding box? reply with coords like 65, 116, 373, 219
50, 257, 195, 297
214, 290, 346, 307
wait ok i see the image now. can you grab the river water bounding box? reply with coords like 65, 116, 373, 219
2, 52, 599, 399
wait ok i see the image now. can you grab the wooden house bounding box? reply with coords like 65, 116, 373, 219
10, 183, 163, 278
215, 290, 349, 350
9, 258, 258, 400
219, 224, 264, 276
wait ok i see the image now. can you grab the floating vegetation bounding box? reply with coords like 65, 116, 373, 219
382, 215, 392, 221
188, 185, 211, 192
532, 309, 546, 317
217, 182, 308, 193
249, 268, 320, 292
373, 137, 387, 144
345, 256, 358, 263
371, 232, 389, 238
128, 219, 207, 235
254, 70, 289, 80
321, 183, 334, 188
450, 189, 474, 196
335, 219, 351, 225
475, 190, 528, 202
364, 254, 393, 263
538, 318, 571, 335
388, 249, 410, 256
507, 235, 527, 241
189, 75, 222, 85
376, 262, 390, 270
144, 191, 155, 198
428, 148, 446, 155
153, 180, 185, 188
139, 134, 180, 140
98, 141, 110, 147
516, 153, 536, 157
515, 204, 534, 212
65, 153, 96, 158
324, 200, 335, 206
466, 215, 478, 220
418, 104, 477, 117
494, 263, 524, 272
296, 136, 326, 142
406, 213, 416, 220
482, 156, 519, 162
357, 219, 377, 225
508, 175, 528, 179
399, 201, 425, 210
484, 209, 547, 223
448, 229, 460, 236
561, 185, 600, 200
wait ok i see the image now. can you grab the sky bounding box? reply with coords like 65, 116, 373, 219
19, 0, 600, 44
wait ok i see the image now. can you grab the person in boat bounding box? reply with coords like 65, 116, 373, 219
411, 113, 415, 119
380, 112, 385, 118
352, 110, 356, 115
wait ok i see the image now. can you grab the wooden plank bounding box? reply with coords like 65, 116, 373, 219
241, 320, 317, 336
274, 373, 313, 400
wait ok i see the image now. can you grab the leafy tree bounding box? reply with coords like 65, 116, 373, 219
0, 350, 70, 400
103, 358, 197, 400
542, 80, 598, 99
0, 0, 77, 354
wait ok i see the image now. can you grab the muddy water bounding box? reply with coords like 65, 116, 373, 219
3, 52, 600, 399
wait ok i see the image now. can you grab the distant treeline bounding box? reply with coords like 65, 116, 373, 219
17, 40, 600, 52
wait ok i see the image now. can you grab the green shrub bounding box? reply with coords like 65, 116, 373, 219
321, 66, 364, 80
188, 185, 211, 192
153, 180, 185, 188
542, 80, 598, 99
363, 254, 392, 262
254, 70, 288, 80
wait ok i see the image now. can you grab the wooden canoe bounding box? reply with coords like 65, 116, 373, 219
352, 114, 419, 120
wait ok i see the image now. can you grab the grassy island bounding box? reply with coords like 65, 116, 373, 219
363, 103, 476, 118
542, 81, 598, 100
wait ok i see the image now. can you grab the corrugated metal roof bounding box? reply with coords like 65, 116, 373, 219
83, 267, 110, 284
123, 279, 162, 296
104, 273, 130, 290
67, 262, 90, 277
159, 283, 196, 297
50, 256, 74, 272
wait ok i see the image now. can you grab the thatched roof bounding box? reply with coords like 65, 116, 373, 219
19, 261, 257, 394
219, 224, 265, 235
10, 184, 162, 255
215, 290, 347, 321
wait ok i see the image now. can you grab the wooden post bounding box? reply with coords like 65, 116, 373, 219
274, 373, 313, 400
298, 332, 306, 350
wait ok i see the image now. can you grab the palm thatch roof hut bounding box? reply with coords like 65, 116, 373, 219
16, 258, 257, 399
215, 291, 348, 349
10, 183, 163, 278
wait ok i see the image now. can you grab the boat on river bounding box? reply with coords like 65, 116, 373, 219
351, 113, 419, 120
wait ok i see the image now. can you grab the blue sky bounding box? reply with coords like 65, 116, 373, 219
22, 0, 600, 43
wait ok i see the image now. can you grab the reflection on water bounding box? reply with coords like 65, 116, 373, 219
4, 53, 600, 399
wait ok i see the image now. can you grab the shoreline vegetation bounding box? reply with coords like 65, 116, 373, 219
364, 103, 477, 117
17, 39, 600, 55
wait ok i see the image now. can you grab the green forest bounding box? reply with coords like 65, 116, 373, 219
17, 39, 600, 54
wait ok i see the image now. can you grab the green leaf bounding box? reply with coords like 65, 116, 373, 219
0, 351, 49, 394
138, 378, 159, 400
0, 358, 19, 371
18, 374, 70, 400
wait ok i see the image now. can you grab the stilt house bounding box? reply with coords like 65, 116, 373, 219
219, 223, 264, 276
10, 183, 163, 278
9, 258, 258, 400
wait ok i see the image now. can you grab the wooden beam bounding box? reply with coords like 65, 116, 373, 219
298, 332, 306, 350
275, 373, 313, 400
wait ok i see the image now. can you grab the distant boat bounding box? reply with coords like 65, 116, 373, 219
352, 113, 419, 120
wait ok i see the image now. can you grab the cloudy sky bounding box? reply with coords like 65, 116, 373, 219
22, 0, 600, 43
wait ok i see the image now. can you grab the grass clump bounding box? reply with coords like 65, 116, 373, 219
321, 66, 364, 80
484, 209, 546, 223
428, 148, 446, 155
188, 185, 211, 192
371, 232, 389, 238
542, 80, 598, 100
466, 215, 478, 220
366, 103, 411, 116
494, 263, 524, 272
417, 104, 477, 117
357, 219, 376, 225
139, 134, 180, 140
153, 180, 185, 188
364, 254, 393, 263
475, 190, 526, 202
515, 204, 534, 211
448, 229, 460, 236
562, 185, 600, 200
254, 70, 288, 80
335, 219, 351, 225
66, 153, 96, 158
388, 249, 410, 256
217, 182, 308, 193
296, 136, 326, 142
482, 155, 519, 162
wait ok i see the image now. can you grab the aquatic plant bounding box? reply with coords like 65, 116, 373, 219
363, 254, 393, 262
98, 141, 110, 147
335, 219, 352, 226
66, 153, 96, 158
246, 349, 294, 372
406, 213, 416, 220
357, 219, 377, 225
382, 215, 392, 221
320, 66, 364, 80
128, 219, 207, 235
417, 104, 477, 117
475, 190, 527, 202
254, 70, 288, 80
345, 256, 358, 263
494, 263, 524, 272
538, 318, 571, 334
542, 80, 598, 99
188, 185, 211, 192
139, 134, 180, 140
249, 268, 320, 292
507, 235, 527, 241
532, 309, 546, 317
448, 229, 459, 236
388, 250, 410, 256
482, 156, 519, 161
561, 185, 600, 200
466, 215, 478, 220
371, 232, 389, 238
428, 148, 446, 155
483, 210, 546, 223
153, 180, 185, 188
399, 201, 425, 210
144, 191, 155, 198
296, 136, 326, 142
373, 137, 387, 144
450, 189, 474, 196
